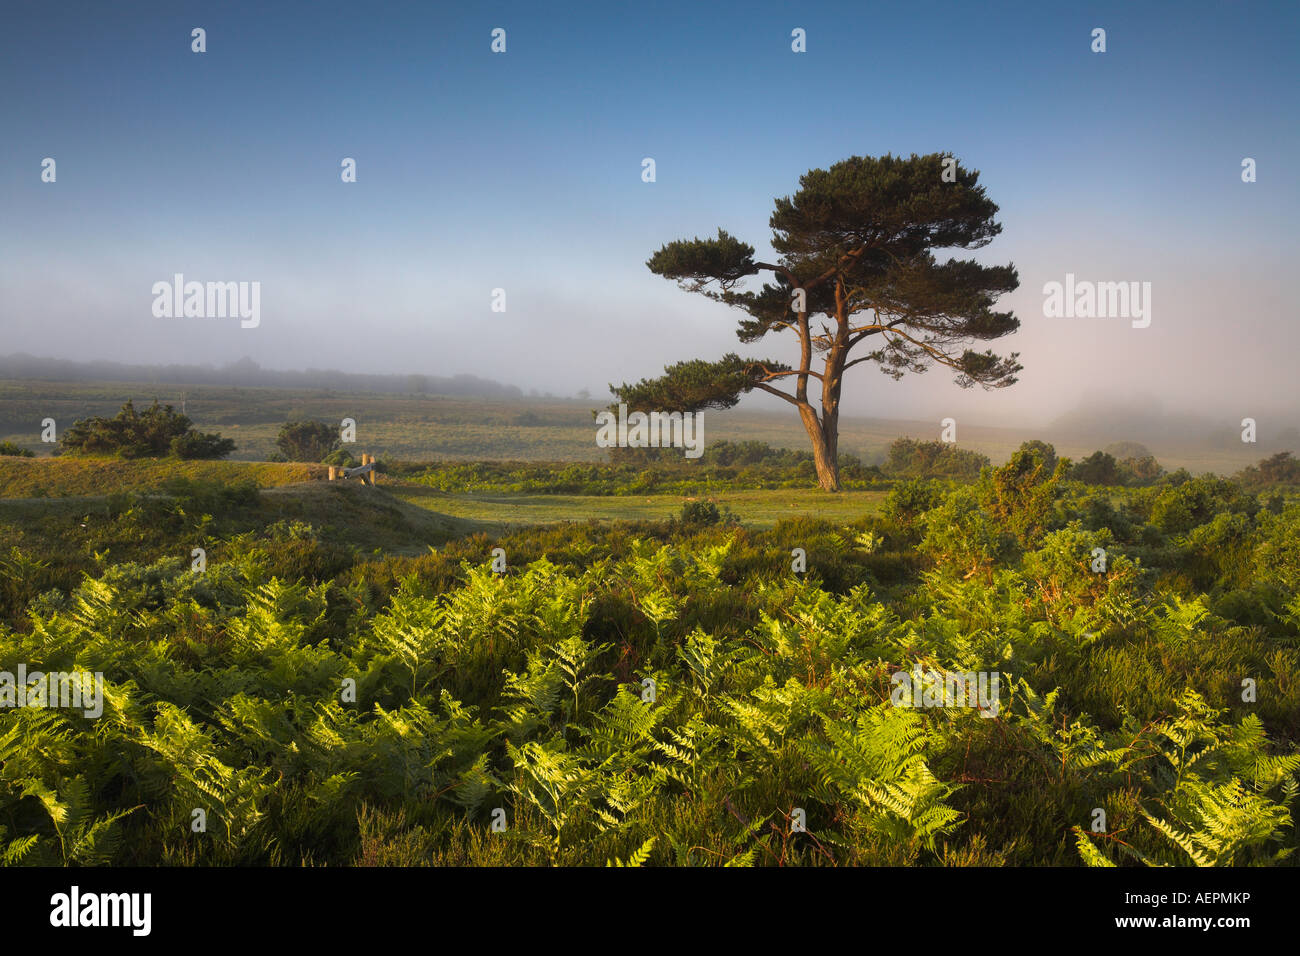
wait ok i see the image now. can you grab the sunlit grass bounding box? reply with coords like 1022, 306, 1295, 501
392, 485, 887, 529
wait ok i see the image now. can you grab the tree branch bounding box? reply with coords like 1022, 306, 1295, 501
759, 367, 825, 383
753, 260, 801, 288
752, 382, 803, 407
881, 326, 964, 369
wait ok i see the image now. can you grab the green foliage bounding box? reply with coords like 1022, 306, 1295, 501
636, 153, 1022, 490
1119, 455, 1164, 486
60, 399, 234, 459
1017, 440, 1057, 473
921, 485, 1014, 578
703, 440, 811, 467
980, 448, 1067, 548
1150, 475, 1250, 535
170, 430, 237, 460
1074, 692, 1298, 866
0, 456, 1296, 867
1072, 449, 1166, 487
883, 477, 945, 527
609, 353, 784, 415
676, 500, 737, 529
276, 420, 340, 463
646, 228, 758, 288
807, 705, 962, 853
1236, 452, 1300, 491
885, 438, 990, 480
0, 441, 34, 458
1071, 451, 1120, 486
321, 447, 359, 467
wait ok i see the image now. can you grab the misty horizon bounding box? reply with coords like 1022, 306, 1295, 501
3, 352, 1295, 454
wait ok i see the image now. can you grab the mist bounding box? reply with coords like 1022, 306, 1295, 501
1, 0, 1295, 437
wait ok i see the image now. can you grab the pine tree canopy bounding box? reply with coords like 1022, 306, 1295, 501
620, 152, 1023, 491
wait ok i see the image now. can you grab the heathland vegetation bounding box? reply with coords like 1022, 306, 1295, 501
0, 440, 1296, 866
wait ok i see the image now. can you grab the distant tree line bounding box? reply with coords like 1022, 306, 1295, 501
0, 353, 524, 400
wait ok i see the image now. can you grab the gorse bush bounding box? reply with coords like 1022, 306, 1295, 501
884, 438, 990, 480
276, 420, 340, 463
1071, 450, 1166, 487
1236, 452, 1300, 491
60, 400, 235, 460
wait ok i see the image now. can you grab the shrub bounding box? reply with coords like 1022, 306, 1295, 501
883, 478, 945, 529
170, 431, 237, 460
61, 399, 234, 459
921, 485, 1013, 577
322, 447, 359, 468
885, 438, 990, 480
1017, 440, 1058, 473
1236, 452, 1300, 490
1118, 455, 1164, 486
980, 448, 1067, 548
1150, 476, 1250, 535
276, 420, 340, 462
1070, 451, 1120, 486
677, 500, 737, 528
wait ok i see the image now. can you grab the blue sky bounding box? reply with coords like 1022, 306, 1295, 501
1, 0, 1296, 425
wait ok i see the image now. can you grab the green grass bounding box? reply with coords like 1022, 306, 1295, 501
392, 484, 885, 530
0, 456, 886, 532
0, 480, 485, 552
0, 456, 326, 498
0, 479, 489, 624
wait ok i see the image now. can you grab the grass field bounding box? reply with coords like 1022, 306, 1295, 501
391, 483, 885, 530
0, 455, 326, 498
0, 456, 884, 535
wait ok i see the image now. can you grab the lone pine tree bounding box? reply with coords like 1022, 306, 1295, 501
618, 153, 1022, 491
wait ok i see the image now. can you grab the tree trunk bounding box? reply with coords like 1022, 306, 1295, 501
808, 296, 848, 492
799, 405, 840, 491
